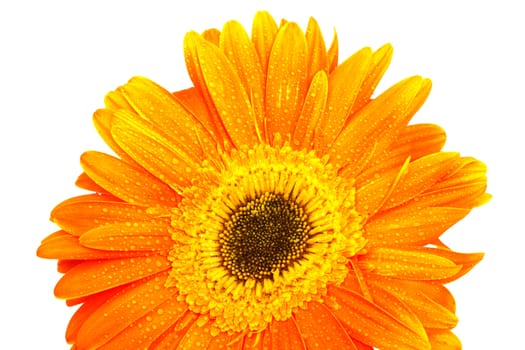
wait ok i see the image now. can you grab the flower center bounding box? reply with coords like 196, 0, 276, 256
166, 144, 366, 334
221, 192, 310, 281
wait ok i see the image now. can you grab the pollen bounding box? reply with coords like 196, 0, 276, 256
166, 144, 366, 333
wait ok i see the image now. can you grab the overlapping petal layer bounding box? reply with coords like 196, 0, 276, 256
38, 11, 488, 349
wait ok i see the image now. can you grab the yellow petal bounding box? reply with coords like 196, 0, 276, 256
327, 30, 338, 72
202, 28, 220, 45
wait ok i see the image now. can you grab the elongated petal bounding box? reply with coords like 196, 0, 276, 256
358, 247, 461, 280
120, 76, 218, 160
365, 206, 470, 247
51, 195, 153, 236
75, 172, 107, 193
292, 70, 328, 149
111, 109, 199, 192
98, 297, 188, 350
330, 76, 430, 175
184, 32, 230, 144
93, 109, 136, 165
305, 17, 327, 80
37, 230, 144, 260
66, 287, 124, 343
269, 317, 306, 349
149, 311, 198, 349
266, 22, 308, 138
329, 286, 430, 349
189, 33, 260, 147
80, 221, 173, 252
202, 28, 220, 45
75, 272, 176, 349
252, 11, 278, 74
428, 330, 462, 350
315, 47, 372, 152
54, 255, 170, 299
349, 44, 393, 117
380, 152, 462, 210
327, 30, 338, 72
81, 151, 180, 207
368, 277, 458, 329
221, 20, 265, 133
294, 302, 358, 349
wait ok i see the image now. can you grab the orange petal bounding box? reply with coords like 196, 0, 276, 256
66, 287, 124, 344
305, 17, 327, 80
98, 296, 188, 350
330, 76, 430, 175
172, 88, 226, 153
368, 277, 458, 329
315, 47, 372, 152
428, 330, 462, 350
221, 20, 265, 136
364, 206, 470, 248
75, 172, 107, 193
74, 271, 176, 349
326, 30, 338, 72
291, 70, 328, 149
149, 311, 199, 349
80, 220, 172, 252
380, 152, 462, 211
81, 151, 181, 208
294, 302, 358, 349
190, 33, 261, 148
175, 319, 215, 350
51, 195, 153, 236
340, 274, 427, 340
328, 286, 430, 349
413, 157, 489, 209
93, 109, 137, 165
417, 247, 484, 283
251, 11, 278, 75
37, 230, 145, 260
358, 247, 462, 280
120, 76, 218, 160
111, 109, 199, 192
54, 255, 170, 299
202, 28, 220, 45
265, 22, 308, 139
184, 32, 230, 145
269, 317, 306, 349
349, 44, 393, 117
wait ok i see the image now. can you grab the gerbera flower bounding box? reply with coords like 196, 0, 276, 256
37, 11, 489, 350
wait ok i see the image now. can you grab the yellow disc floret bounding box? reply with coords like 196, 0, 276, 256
166, 144, 366, 334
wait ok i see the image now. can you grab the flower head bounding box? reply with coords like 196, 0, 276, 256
38, 11, 489, 349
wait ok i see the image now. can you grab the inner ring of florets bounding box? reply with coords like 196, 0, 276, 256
220, 192, 311, 281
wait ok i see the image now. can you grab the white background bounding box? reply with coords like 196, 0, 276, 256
1, 0, 522, 348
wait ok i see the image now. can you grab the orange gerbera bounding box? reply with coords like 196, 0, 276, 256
38, 11, 489, 350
